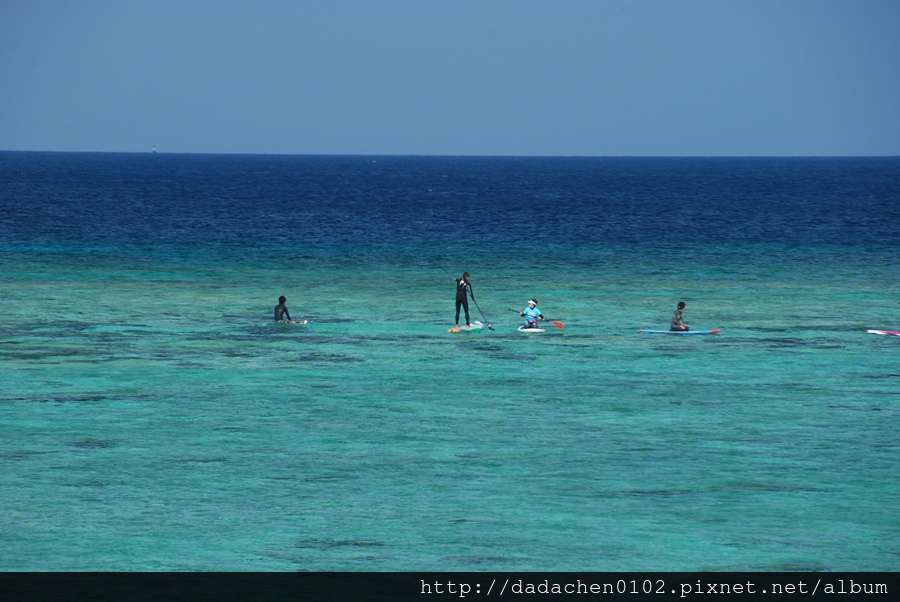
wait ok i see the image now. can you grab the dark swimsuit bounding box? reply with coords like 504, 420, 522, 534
455, 279, 473, 325
275, 303, 291, 322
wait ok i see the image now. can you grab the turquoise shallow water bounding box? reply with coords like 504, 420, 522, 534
2, 154, 898, 571
2, 241, 898, 571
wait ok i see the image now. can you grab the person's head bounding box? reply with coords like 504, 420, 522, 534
279, 296, 286, 304
462, 272, 470, 280
677, 301, 686, 310
528, 299, 538, 307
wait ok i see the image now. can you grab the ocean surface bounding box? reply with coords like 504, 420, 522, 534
1, 152, 898, 571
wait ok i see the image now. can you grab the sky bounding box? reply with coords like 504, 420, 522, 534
1, 0, 899, 156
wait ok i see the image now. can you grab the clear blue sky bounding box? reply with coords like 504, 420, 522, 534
2, 0, 898, 156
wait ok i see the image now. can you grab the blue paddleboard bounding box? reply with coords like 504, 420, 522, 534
639, 329, 721, 335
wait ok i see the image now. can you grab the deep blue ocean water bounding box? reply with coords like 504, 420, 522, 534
1, 152, 898, 570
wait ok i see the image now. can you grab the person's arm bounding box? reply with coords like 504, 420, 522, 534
284, 307, 292, 321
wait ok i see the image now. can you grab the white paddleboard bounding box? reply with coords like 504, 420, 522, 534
449, 320, 483, 333
518, 325, 545, 333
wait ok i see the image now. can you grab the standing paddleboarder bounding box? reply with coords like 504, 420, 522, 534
453, 272, 475, 330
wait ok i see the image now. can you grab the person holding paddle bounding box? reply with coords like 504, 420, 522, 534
453, 272, 475, 330
507, 302, 564, 330
519, 299, 544, 329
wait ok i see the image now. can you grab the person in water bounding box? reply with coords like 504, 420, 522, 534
670, 301, 689, 331
519, 299, 544, 329
274, 296, 296, 324
454, 272, 475, 329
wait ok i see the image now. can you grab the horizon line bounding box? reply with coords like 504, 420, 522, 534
2, 150, 899, 160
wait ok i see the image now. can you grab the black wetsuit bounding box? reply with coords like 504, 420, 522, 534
274, 303, 292, 322
455, 278, 474, 325
670, 309, 688, 331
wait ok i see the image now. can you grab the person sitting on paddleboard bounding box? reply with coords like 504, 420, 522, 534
670, 301, 689, 331
274, 296, 296, 324
454, 272, 475, 329
520, 299, 544, 329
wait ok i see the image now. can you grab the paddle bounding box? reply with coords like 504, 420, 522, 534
507, 308, 563, 329
472, 298, 494, 331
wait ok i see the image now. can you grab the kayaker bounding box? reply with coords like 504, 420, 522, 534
670, 301, 689, 331
519, 299, 544, 329
454, 272, 475, 330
